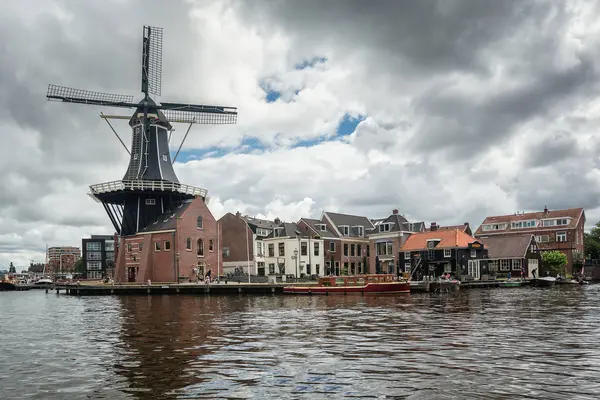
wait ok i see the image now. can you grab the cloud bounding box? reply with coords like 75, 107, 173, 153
2, 0, 600, 268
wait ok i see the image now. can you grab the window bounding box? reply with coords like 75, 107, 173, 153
138, 242, 143, 251
197, 216, 203, 229
87, 271, 102, 280
470, 249, 476, 258
186, 237, 192, 251
197, 239, 204, 257
278, 242, 285, 256
444, 264, 452, 273
164, 241, 171, 251
482, 223, 507, 231
405, 263, 411, 272
268, 244, 275, 257
314, 242, 319, 256
145, 198, 156, 206
301, 242, 307, 256
256, 242, 263, 256
357, 244, 362, 257
511, 220, 536, 229
556, 218, 569, 226
223, 247, 230, 257
344, 244, 349, 256
268, 263, 275, 274
340, 226, 350, 236
488, 260, 498, 272
87, 252, 101, 261
379, 223, 391, 233
86, 242, 101, 251
512, 259, 522, 271
316, 264, 320, 275
105, 241, 114, 252
444, 249, 451, 258
376, 242, 393, 256
428, 250, 435, 259
162, 155, 168, 162
535, 235, 550, 243
427, 240, 439, 250
256, 228, 271, 236
404, 252, 410, 260
209, 239, 214, 252
127, 243, 132, 252
350, 244, 355, 256
356, 226, 364, 237
500, 260, 510, 271
556, 232, 567, 242
329, 242, 335, 252
317, 224, 327, 232
87, 261, 102, 270
154, 241, 161, 251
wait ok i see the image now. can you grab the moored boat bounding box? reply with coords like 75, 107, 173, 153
531, 277, 556, 287
283, 274, 410, 295
500, 280, 524, 288
0, 281, 16, 291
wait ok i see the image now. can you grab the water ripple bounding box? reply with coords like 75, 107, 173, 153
1, 286, 600, 399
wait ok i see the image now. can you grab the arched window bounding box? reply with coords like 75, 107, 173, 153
209, 239, 214, 252
197, 216, 203, 229
186, 237, 192, 251
197, 239, 204, 257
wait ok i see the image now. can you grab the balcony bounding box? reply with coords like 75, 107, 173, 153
89, 180, 208, 197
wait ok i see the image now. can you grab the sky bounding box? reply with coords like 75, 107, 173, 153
2, 0, 600, 269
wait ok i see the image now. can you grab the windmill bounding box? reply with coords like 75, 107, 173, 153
47, 26, 237, 236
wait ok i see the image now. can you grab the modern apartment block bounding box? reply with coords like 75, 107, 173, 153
82, 235, 116, 279
475, 206, 585, 274
47, 246, 81, 274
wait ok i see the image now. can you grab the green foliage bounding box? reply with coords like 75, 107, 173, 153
73, 258, 85, 274
541, 250, 568, 276
584, 221, 600, 259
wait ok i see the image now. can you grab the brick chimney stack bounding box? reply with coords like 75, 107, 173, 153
392, 209, 399, 215
236, 211, 241, 218
430, 222, 438, 231
543, 205, 548, 214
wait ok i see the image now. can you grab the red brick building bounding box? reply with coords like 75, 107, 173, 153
474, 206, 585, 274
114, 197, 218, 283
47, 246, 80, 274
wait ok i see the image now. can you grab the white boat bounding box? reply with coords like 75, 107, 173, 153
531, 276, 556, 287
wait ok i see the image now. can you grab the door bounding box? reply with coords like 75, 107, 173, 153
528, 259, 538, 278
127, 267, 137, 282
468, 260, 480, 280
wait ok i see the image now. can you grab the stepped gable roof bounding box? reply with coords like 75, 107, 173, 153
479, 235, 534, 259
300, 218, 339, 238
474, 207, 584, 235
138, 200, 193, 233
400, 229, 480, 251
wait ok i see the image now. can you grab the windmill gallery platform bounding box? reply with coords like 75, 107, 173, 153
49, 279, 528, 296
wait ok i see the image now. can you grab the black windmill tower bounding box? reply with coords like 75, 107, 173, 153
47, 26, 237, 236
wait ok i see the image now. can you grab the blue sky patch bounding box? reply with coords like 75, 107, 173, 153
294, 57, 328, 70
172, 136, 267, 163
291, 112, 366, 149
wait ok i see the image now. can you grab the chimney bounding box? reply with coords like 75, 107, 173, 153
392, 209, 399, 215
464, 222, 469, 226
543, 205, 548, 214
236, 211, 241, 218
430, 222, 438, 231
274, 217, 281, 225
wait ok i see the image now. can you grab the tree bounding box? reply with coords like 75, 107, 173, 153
73, 258, 85, 275
584, 221, 600, 259
541, 251, 568, 276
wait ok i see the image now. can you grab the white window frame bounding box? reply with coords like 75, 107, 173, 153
556, 232, 567, 242
404, 263, 411, 272
444, 263, 452, 273
145, 198, 156, 205
86, 242, 101, 251
535, 235, 550, 243
500, 260, 510, 271
404, 252, 410, 260
470, 249, 476, 258
154, 241, 161, 252
512, 259, 522, 271
444, 249, 451, 258
379, 223, 391, 233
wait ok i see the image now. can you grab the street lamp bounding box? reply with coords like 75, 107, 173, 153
293, 249, 299, 280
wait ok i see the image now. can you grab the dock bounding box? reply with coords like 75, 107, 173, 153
42, 279, 537, 296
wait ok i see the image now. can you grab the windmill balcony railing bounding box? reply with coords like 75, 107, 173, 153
89, 180, 207, 197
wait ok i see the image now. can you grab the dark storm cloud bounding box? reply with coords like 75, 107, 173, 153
525, 131, 579, 168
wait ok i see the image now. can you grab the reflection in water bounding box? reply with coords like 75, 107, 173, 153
1, 286, 600, 399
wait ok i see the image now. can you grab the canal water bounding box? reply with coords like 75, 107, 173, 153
1, 286, 599, 399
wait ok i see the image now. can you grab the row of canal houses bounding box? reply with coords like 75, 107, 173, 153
218, 206, 586, 280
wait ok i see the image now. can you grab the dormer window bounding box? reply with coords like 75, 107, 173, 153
316, 224, 327, 232
379, 223, 391, 233
427, 239, 440, 249
353, 226, 364, 237
339, 225, 350, 236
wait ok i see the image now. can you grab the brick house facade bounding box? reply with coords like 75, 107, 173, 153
475, 207, 585, 275
114, 197, 218, 283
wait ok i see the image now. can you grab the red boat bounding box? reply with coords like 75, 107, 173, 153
283, 274, 410, 295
